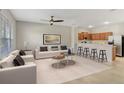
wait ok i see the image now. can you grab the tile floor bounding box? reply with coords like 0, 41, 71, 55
64, 57, 124, 84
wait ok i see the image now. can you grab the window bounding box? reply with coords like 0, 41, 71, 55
0, 14, 11, 59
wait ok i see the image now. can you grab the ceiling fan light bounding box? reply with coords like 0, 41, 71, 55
50, 21, 54, 25
50, 21, 54, 23
50, 22, 53, 26
49, 16, 64, 26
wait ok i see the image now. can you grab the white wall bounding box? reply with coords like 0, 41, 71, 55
16, 21, 72, 50
91, 23, 124, 35
0, 9, 16, 50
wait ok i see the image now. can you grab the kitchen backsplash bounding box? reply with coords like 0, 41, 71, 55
91, 40, 108, 44
78, 40, 108, 44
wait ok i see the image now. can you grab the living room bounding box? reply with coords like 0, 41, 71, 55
1, 9, 124, 84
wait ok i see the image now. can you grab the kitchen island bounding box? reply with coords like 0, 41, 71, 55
78, 43, 116, 62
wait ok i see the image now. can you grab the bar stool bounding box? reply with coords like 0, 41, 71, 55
98, 50, 107, 62
90, 49, 98, 61
81, 47, 84, 56
83, 47, 90, 58
77, 47, 82, 56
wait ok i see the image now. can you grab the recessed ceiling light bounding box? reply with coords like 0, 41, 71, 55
88, 25, 94, 28
103, 21, 111, 25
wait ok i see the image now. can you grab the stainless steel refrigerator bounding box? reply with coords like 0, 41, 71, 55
108, 35, 124, 57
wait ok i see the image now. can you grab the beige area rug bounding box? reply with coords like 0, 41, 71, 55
35, 56, 112, 84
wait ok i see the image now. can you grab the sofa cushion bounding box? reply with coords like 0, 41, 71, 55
13, 55, 25, 66
19, 50, 26, 56
21, 55, 34, 62
51, 46, 59, 51
10, 50, 19, 56
0, 55, 16, 68
61, 45, 67, 50
40, 46, 48, 52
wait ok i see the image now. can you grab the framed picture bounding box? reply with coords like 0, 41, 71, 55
43, 34, 61, 45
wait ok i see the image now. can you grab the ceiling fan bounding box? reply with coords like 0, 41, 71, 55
40, 16, 64, 26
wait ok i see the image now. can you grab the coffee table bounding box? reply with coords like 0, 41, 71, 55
52, 54, 76, 69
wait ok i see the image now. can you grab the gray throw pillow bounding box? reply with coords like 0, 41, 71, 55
19, 50, 26, 56
40, 47, 48, 51
51, 46, 58, 51
61, 45, 67, 50
0, 65, 3, 69
13, 55, 25, 66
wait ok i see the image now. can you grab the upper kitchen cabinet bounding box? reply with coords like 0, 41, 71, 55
105, 32, 113, 40
78, 32, 84, 40
91, 33, 96, 40
78, 32, 90, 40
94, 32, 113, 40
100, 32, 107, 40
78, 32, 113, 40
83, 32, 90, 39
91, 33, 100, 40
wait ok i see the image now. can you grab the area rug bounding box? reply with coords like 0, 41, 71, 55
35, 56, 112, 84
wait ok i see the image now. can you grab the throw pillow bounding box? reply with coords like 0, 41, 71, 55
0, 65, 3, 69
61, 45, 67, 50
0, 55, 15, 68
19, 50, 26, 56
13, 55, 25, 66
40, 47, 48, 52
51, 46, 59, 51
10, 50, 19, 56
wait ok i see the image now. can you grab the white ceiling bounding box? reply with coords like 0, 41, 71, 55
10, 9, 124, 28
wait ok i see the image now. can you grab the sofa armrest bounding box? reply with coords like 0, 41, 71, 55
34, 49, 40, 59
0, 63, 36, 84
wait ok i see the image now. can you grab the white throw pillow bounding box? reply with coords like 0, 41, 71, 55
10, 50, 19, 56
0, 55, 16, 68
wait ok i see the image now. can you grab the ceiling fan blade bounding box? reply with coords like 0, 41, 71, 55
53, 20, 64, 22
40, 16, 64, 26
